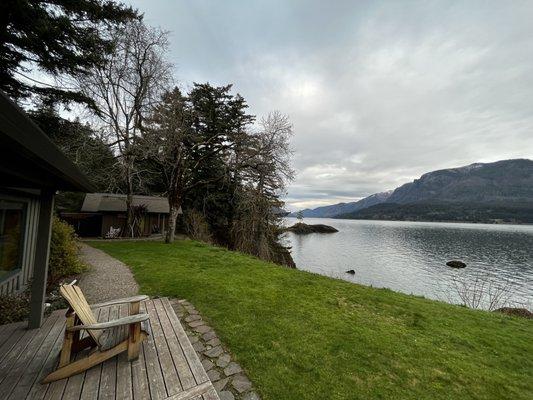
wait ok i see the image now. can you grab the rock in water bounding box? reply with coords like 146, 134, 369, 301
446, 260, 466, 268
285, 222, 338, 234
346, 269, 355, 274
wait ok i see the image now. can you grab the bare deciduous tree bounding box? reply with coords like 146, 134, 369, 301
183, 209, 212, 243
231, 111, 295, 266
77, 21, 172, 237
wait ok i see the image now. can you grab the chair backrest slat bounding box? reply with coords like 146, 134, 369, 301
59, 284, 101, 342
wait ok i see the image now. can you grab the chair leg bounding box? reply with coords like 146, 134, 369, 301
128, 301, 142, 361
42, 333, 147, 383
58, 312, 75, 367
128, 322, 142, 361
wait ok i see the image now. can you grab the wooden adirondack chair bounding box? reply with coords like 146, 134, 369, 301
42, 283, 149, 383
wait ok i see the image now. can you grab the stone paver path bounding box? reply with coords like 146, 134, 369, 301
171, 299, 261, 400
77, 243, 139, 303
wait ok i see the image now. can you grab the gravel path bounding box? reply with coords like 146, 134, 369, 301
77, 243, 139, 303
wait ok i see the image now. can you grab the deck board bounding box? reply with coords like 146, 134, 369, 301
0, 298, 219, 400
115, 304, 133, 400
8, 311, 66, 400
0, 319, 23, 350
147, 299, 183, 396
99, 305, 119, 400
141, 300, 168, 400
154, 299, 197, 391
161, 299, 209, 385
0, 312, 59, 395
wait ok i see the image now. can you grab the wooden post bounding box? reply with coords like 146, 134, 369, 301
28, 188, 55, 329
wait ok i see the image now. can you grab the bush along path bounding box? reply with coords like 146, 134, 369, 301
171, 299, 260, 400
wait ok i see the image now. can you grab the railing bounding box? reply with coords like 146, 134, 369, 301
0, 270, 21, 296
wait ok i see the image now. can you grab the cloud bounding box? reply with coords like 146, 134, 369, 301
129, 0, 533, 209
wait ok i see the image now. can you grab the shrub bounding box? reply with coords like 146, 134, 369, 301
0, 289, 30, 324
0, 218, 86, 324
184, 210, 213, 243
48, 217, 87, 286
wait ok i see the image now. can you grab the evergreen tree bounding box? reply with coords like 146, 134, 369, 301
185, 83, 254, 245
144, 83, 295, 265
0, 0, 137, 104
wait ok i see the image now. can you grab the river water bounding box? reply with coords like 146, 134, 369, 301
284, 218, 533, 309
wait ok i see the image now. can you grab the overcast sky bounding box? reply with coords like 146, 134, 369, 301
127, 0, 533, 210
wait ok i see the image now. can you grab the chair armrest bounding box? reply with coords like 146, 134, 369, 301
67, 313, 149, 331
90, 295, 149, 309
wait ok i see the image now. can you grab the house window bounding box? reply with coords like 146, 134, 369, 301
0, 199, 25, 281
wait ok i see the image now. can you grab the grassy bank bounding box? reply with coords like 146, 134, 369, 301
89, 240, 532, 400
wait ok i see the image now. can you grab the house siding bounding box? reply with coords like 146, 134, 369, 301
100, 212, 167, 237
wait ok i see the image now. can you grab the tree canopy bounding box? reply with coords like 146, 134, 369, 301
142, 83, 295, 265
1, 1, 296, 266
0, 0, 138, 105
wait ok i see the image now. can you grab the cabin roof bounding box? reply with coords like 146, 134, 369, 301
81, 193, 178, 214
0, 91, 94, 192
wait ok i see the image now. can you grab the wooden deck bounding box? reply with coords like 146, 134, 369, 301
0, 298, 219, 400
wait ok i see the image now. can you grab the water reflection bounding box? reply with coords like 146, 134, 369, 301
285, 218, 533, 309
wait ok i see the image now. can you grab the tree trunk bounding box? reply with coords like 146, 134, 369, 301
125, 160, 134, 237
126, 192, 134, 237
165, 193, 182, 243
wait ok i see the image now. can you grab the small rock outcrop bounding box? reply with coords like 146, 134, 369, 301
446, 260, 466, 268
285, 222, 338, 234
494, 307, 533, 319
346, 269, 355, 274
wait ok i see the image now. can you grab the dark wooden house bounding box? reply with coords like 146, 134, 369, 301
62, 193, 180, 237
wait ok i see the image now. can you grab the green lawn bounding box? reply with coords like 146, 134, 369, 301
89, 240, 532, 400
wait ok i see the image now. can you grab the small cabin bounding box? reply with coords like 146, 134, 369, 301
61, 193, 181, 238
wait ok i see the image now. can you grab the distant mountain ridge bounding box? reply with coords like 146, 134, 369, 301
291, 159, 533, 223
289, 190, 392, 218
